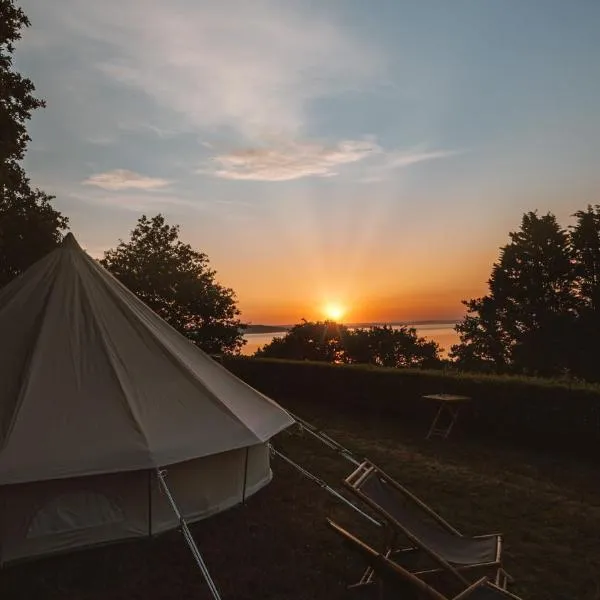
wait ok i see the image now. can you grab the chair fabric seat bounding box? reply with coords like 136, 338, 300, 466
361, 474, 498, 565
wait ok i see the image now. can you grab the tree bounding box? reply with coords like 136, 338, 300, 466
255, 320, 442, 368
344, 325, 442, 368
0, 0, 68, 287
101, 214, 246, 355
0, 0, 41, 180
571, 205, 600, 312
255, 320, 348, 362
449, 295, 510, 372
0, 190, 68, 287
568, 205, 600, 380
451, 211, 577, 376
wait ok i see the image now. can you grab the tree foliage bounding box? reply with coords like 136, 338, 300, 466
344, 325, 441, 368
0, 0, 68, 288
255, 320, 348, 362
0, 0, 41, 177
0, 191, 69, 287
255, 320, 442, 368
567, 205, 600, 380
101, 214, 246, 355
571, 205, 600, 312
452, 208, 600, 380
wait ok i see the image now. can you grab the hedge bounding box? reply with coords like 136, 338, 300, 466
223, 357, 600, 459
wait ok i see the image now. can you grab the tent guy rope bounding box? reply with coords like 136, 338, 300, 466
156, 469, 223, 600
269, 445, 381, 527
285, 411, 363, 467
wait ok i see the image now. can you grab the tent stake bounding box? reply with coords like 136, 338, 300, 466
156, 469, 223, 600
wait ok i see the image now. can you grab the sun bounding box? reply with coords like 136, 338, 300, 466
323, 303, 346, 322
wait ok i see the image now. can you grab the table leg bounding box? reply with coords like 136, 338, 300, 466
442, 405, 461, 439
426, 404, 462, 439
426, 405, 444, 439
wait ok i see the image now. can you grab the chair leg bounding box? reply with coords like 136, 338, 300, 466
360, 565, 375, 585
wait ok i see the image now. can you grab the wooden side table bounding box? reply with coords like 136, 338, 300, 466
421, 394, 471, 440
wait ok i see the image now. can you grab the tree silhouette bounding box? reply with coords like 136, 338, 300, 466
255, 320, 348, 362
568, 205, 600, 380
571, 205, 600, 312
256, 320, 442, 368
0, 0, 68, 288
451, 211, 576, 376
101, 214, 246, 355
344, 325, 441, 368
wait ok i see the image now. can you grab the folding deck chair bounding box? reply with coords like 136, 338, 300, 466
343, 460, 510, 592
327, 519, 524, 600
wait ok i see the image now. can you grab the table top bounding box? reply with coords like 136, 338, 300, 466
421, 394, 471, 403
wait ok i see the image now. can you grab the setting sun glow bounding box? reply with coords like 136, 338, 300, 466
323, 303, 346, 322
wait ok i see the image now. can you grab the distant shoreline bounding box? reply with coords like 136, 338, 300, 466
244, 319, 459, 334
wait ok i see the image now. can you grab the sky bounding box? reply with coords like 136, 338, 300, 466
14, 0, 600, 324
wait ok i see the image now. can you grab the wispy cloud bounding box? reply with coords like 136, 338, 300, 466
41, 0, 383, 141
205, 141, 458, 183
83, 169, 170, 191
67, 190, 204, 212
357, 148, 459, 183
383, 150, 458, 169
206, 139, 380, 182
87, 135, 117, 146
214, 199, 253, 207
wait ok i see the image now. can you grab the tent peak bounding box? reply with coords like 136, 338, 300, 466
61, 232, 82, 250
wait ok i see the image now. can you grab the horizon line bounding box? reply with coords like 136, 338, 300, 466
244, 318, 459, 329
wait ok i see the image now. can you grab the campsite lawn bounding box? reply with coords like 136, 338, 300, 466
2, 398, 599, 600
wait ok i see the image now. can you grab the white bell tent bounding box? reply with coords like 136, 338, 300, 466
0, 233, 294, 576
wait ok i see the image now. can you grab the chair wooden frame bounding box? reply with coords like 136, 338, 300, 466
327, 519, 523, 600
342, 460, 510, 592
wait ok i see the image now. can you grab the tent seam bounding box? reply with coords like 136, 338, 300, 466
0, 271, 57, 452
76, 253, 155, 463
84, 256, 266, 440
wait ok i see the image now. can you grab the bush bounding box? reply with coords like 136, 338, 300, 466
223, 357, 600, 459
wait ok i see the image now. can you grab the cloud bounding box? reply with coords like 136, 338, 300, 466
204, 140, 457, 183
206, 139, 380, 182
83, 169, 170, 191
357, 148, 460, 183
383, 150, 458, 170
87, 135, 117, 146
67, 190, 205, 212
34, 0, 384, 140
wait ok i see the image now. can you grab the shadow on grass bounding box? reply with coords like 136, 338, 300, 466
1, 397, 599, 600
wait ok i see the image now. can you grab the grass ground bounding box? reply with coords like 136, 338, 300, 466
2, 398, 599, 600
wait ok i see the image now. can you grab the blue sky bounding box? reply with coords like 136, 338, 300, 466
15, 0, 600, 323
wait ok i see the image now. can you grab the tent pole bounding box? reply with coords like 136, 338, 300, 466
148, 470, 153, 537
269, 445, 381, 527
156, 469, 223, 600
241, 447, 250, 504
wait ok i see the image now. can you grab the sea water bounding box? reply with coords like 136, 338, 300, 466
241, 322, 460, 357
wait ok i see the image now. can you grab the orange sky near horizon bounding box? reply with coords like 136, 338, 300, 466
85, 221, 497, 326
237, 285, 487, 325
222, 247, 496, 325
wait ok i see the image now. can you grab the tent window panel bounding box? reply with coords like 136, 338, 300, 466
27, 491, 125, 538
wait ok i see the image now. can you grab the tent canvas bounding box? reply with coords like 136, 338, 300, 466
0, 233, 294, 564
